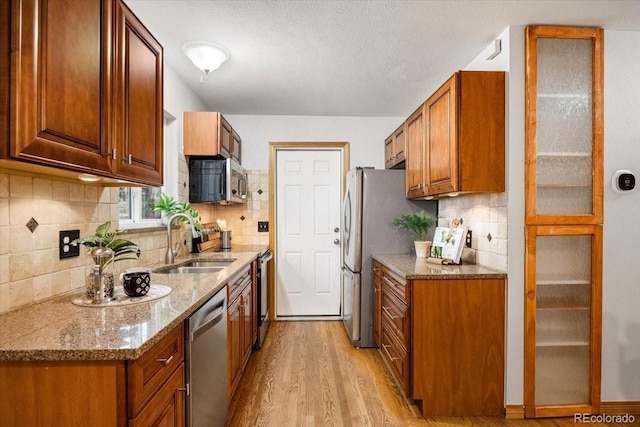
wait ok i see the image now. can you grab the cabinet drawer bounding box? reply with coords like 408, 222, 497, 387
129, 363, 186, 427
127, 325, 185, 417
381, 266, 408, 304
380, 328, 410, 395
381, 286, 410, 349
227, 266, 251, 304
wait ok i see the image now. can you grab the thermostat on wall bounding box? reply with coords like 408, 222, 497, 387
611, 169, 635, 193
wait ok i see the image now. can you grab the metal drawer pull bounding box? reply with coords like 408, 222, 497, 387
156, 354, 174, 365
382, 305, 399, 320
382, 344, 400, 361
382, 276, 402, 288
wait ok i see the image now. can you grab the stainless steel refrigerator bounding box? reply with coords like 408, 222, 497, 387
341, 167, 437, 348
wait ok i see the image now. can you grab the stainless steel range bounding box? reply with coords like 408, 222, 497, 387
255, 248, 273, 349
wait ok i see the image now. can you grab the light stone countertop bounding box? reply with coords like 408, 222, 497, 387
372, 254, 507, 280
0, 250, 264, 362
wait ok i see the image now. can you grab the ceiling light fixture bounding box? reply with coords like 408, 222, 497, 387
182, 41, 229, 81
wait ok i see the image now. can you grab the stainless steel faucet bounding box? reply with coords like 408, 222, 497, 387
166, 213, 200, 264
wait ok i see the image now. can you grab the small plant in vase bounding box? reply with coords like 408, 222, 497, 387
72, 221, 141, 302
391, 211, 436, 258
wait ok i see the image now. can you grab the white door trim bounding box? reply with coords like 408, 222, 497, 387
269, 142, 350, 320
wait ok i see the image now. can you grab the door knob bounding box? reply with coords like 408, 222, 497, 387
333, 239, 340, 245
334, 227, 340, 233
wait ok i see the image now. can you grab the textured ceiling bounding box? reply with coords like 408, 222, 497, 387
125, 0, 640, 117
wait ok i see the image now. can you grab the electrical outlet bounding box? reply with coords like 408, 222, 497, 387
465, 230, 473, 248
258, 221, 269, 232
59, 230, 80, 259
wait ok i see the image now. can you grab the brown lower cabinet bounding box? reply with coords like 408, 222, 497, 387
0, 324, 186, 427
373, 260, 505, 417
227, 262, 257, 399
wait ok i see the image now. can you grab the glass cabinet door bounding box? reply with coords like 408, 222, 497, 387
525, 26, 603, 224
524, 225, 602, 417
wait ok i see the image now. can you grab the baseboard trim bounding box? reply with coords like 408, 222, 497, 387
504, 402, 639, 419
600, 401, 640, 415
505, 405, 525, 419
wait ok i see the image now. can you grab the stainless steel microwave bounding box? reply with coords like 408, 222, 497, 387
189, 158, 247, 204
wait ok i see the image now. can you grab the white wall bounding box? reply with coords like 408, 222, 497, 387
504, 25, 527, 406
163, 65, 209, 199
501, 26, 640, 405
601, 29, 640, 401
224, 115, 403, 170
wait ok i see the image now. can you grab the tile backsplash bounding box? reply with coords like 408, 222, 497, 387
193, 169, 270, 247
438, 192, 508, 271
0, 169, 270, 314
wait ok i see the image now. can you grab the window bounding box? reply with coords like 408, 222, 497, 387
118, 113, 177, 229
119, 187, 162, 228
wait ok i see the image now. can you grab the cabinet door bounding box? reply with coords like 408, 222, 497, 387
384, 134, 394, 169
219, 115, 232, 159
113, 0, 163, 185
525, 26, 603, 225
241, 283, 254, 366
425, 74, 457, 195
9, 0, 113, 174
373, 262, 382, 346
393, 124, 406, 164
405, 104, 426, 198
524, 225, 602, 418
231, 129, 241, 163
227, 295, 242, 399
129, 363, 186, 427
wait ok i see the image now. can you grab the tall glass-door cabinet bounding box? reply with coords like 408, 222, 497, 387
524, 25, 603, 418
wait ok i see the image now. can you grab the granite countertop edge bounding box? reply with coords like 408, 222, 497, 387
0, 247, 266, 362
372, 253, 507, 280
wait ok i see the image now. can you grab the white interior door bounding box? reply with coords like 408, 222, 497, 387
276, 149, 342, 316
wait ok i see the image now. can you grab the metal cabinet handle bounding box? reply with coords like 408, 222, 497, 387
382, 305, 399, 320
382, 344, 400, 361
382, 276, 397, 288
156, 354, 174, 365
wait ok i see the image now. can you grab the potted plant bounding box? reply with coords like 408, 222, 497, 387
391, 211, 436, 258
72, 221, 141, 302
153, 192, 202, 236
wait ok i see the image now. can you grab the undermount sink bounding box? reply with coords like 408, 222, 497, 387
153, 258, 236, 275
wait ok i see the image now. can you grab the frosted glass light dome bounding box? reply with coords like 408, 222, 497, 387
182, 41, 229, 73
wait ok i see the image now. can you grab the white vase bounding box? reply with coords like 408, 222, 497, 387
414, 241, 432, 258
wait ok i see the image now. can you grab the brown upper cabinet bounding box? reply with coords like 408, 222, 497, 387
405, 71, 505, 199
0, 0, 163, 186
405, 104, 426, 198
184, 112, 242, 163
384, 123, 406, 169
112, 0, 164, 185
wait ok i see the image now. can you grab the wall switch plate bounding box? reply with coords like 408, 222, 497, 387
465, 230, 473, 248
59, 230, 80, 259
258, 221, 269, 232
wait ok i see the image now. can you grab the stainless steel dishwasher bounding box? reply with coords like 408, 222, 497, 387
186, 287, 227, 427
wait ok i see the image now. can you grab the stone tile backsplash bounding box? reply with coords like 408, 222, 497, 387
0, 169, 270, 314
438, 192, 508, 271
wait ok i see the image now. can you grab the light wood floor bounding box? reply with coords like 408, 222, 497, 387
227, 321, 630, 426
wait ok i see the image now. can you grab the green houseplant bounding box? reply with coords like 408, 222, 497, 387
391, 211, 436, 258
72, 221, 141, 301
153, 192, 202, 235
